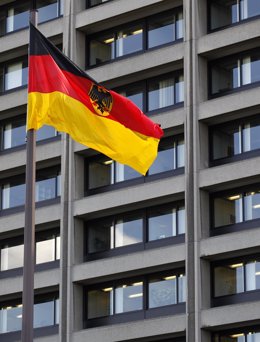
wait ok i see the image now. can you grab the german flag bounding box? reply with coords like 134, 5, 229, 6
27, 24, 163, 175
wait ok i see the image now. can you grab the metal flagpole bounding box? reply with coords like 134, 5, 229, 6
21, 2, 37, 341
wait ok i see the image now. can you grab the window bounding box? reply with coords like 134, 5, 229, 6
87, 0, 111, 8
0, 0, 63, 36
86, 135, 185, 192
116, 72, 184, 114
212, 186, 260, 233
0, 230, 60, 271
209, 0, 260, 31
213, 256, 260, 306
210, 115, 260, 165
88, 9, 183, 66
86, 202, 185, 258
0, 167, 61, 211
0, 116, 59, 151
0, 58, 28, 93
210, 49, 260, 97
213, 328, 260, 342
86, 271, 185, 327
0, 294, 59, 334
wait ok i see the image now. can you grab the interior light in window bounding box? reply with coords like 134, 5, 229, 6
227, 195, 241, 201
128, 293, 143, 298
103, 160, 113, 165
229, 263, 243, 268
104, 38, 114, 44
102, 287, 113, 292
253, 204, 260, 209
17, 314, 22, 318
255, 271, 260, 275
132, 282, 143, 286
132, 29, 143, 35
230, 334, 244, 338
163, 275, 176, 280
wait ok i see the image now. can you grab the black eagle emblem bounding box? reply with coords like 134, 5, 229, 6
88, 84, 113, 116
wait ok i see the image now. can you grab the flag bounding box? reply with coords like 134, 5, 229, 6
27, 24, 164, 175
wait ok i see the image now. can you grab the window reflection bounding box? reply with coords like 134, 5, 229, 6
210, 50, 260, 96
214, 258, 260, 298
209, 0, 260, 31
213, 188, 260, 228
115, 281, 143, 313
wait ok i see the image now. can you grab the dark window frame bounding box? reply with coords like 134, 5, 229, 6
85, 134, 185, 195
86, 7, 184, 68
211, 254, 260, 307
86, 0, 113, 8
212, 326, 260, 342
209, 114, 260, 167
208, 48, 260, 99
0, 0, 63, 37
84, 269, 186, 328
210, 184, 260, 236
207, 0, 260, 33
84, 201, 185, 260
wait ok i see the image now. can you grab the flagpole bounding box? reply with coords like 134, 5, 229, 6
21, 4, 37, 342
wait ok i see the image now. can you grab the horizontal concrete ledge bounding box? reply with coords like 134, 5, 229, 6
74, 174, 185, 218
200, 227, 260, 260
201, 300, 260, 329
199, 155, 260, 191
72, 314, 186, 342
0, 89, 27, 113
86, 43, 184, 85
198, 18, 260, 60
0, 267, 60, 297
73, 243, 185, 283
0, 203, 61, 235
198, 87, 260, 123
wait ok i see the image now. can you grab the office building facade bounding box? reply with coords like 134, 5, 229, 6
0, 0, 260, 341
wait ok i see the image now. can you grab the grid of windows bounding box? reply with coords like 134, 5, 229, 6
86, 270, 186, 327
209, 0, 260, 31
86, 202, 185, 258
0, 294, 59, 334
209, 49, 260, 97
87, 9, 183, 67
0, 0, 63, 36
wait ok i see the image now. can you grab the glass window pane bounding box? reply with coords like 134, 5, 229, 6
244, 191, 260, 221
87, 220, 113, 253
242, 0, 260, 19
178, 274, 186, 303
88, 158, 113, 189
115, 281, 143, 313
2, 183, 26, 209
115, 216, 142, 247
178, 206, 185, 234
247, 331, 260, 342
0, 244, 24, 271
89, 33, 115, 66
5, 62, 23, 90
36, 177, 56, 202
212, 124, 241, 159
116, 25, 143, 57
56, 236, 60, 260
243, 120, 260, 152
149, 142, 174, 175
34, 300, 54, 328
177, 139, 185, 168
3, 120, 26, 150
36, 125, 56, 141
214, 264, 244, 297
176, 75, 184, 103
6, 5, 29, 33
148, 275, 177, 308
0, 305, 22, 333
148, 77, 175, 111
211, 59, 240, 95
89, 0, 110, 6
37, 0, 59, 23
88, 288, 113, 318
213, 194, 243, 228
210, 0, 238, 30
246, 261, 260, 291
148, 207, 177, 241
115, 163, 141, 182
36, 237, 55, 264
219, 334, 245, 342
148, 14, 176, 49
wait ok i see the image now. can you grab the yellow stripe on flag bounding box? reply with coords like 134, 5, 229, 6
27, 92, 160, 175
